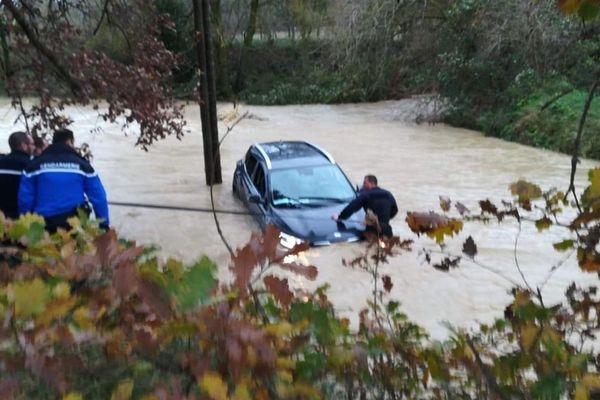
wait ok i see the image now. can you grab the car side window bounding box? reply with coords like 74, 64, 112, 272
245, 152, 258, 176
252, 165, 266, 198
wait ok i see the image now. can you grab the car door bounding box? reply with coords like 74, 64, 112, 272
248, 162, 269, 229
237, 151, 257, 199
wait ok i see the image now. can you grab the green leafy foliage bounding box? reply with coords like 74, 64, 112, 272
5, 167, 600, 399
165, 257, 217, 311
507, 84, 600, 159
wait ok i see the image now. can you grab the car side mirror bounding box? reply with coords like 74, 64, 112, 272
249, 194, 262, 204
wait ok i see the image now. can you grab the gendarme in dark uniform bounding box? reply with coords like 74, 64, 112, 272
18, 129, 109, 232
0, 132, 34, 219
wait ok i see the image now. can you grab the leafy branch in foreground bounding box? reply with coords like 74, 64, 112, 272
4, 168, 600, 398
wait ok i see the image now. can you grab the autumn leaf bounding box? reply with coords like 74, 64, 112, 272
95, 229, 120, 266
432, 256, 460, 271
134, 326, 159, 353
571, 209, 600, 227
63, 392, 83, 400
462, 236, 477, 258
111, 246, 145, 270
276, 241, 311, 261
510, 180, 542, 204
37, 297, 78, 327
73, 307, 95, 330
455, 201, 470, 216
53, 282, 71, 299
577, 248, 600, 272
575, 373, 600, 400
520, 323, 540, 351
52, 325, 75, 344
405, 212, 463, 244
382, 275, 393, 292
137, 279, 173, 319
112, 262, 140, 298
582, 373, 600, 390
11, 278, 51, 318
278, 262, 318, 280
111, 379, 134, 400
263, 275, 293, 307
582, 167, 600, 210
535, 217, 552, 231
439, 196, 451, 212
232, 382, 252, 400
553, 239, 575, 251
200, 372, 228, 400
428, 220, 463, 244
261, 224, 281, 260
574, 383, 588, 400
231, 240, 260, 289
479, 199, 499, 217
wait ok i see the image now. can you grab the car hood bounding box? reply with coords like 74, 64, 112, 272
271, 203, 365, 245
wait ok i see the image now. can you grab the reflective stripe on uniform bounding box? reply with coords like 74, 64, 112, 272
0, 169, 22, 176
23, 168, 97, 178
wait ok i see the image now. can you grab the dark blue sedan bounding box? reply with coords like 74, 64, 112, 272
232, 141, 365, 247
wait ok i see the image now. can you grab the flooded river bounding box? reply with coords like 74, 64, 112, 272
1, 99, 597, 339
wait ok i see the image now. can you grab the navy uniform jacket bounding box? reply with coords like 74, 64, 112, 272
339, 187, 398, 227
18, 143, 109, 226
0, 150, 30, 219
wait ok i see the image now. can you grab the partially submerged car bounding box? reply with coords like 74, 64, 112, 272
232, 141, 365, 247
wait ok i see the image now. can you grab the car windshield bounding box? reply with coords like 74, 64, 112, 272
270, 164, 356, 207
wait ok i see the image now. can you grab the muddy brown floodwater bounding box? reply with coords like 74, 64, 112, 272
1, 98, 598, 339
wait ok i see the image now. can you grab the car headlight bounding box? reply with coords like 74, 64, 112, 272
279, 232, 303, 249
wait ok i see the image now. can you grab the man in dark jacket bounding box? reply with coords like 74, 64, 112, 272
333, 175, 398, 238
18, 128, 109, 232
0, 131, 34, 219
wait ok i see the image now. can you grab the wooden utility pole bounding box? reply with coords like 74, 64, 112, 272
193, 0, 222, 185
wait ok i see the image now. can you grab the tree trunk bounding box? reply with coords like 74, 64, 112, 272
234, 0, 260, 93
243, 0, 259, 47
193, 0, 222, 185
203, 0, 222, 184
210, 0, 232, 99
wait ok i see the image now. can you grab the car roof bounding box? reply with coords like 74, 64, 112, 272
253, 141, 335, 170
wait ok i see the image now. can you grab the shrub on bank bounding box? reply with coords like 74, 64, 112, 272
503, 82, 600, 159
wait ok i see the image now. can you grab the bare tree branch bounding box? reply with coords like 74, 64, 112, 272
465, 335, 514, 400
514, 221, 533, 293
209, 110, 249, 257
1, 0, 82, 94
540, 88, 574, 111
93, 0, 111, 35
565, 72, 600, 212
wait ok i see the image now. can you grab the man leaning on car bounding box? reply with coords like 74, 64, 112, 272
332, 174, 398, 238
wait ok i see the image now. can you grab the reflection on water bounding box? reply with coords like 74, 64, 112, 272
0, 98, 597, 339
